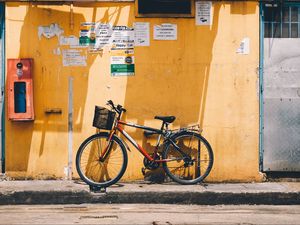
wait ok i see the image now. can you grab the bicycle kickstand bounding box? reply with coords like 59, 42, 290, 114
141, 167, 146, 176
89, 185, 106, 193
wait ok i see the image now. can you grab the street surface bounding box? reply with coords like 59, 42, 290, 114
1, 204, 299, 225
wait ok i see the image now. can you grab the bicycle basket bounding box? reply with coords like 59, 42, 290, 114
92, 106, 116, 130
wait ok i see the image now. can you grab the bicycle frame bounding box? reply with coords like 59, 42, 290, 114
100, 119, 184, 163
77, 102, 213, 187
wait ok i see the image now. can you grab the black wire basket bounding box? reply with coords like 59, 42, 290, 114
92, 106, 116, 130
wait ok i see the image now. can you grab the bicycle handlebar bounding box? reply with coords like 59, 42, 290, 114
107, 100, 126, 114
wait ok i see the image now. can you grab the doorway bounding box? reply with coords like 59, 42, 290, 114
261, 2, 300, 172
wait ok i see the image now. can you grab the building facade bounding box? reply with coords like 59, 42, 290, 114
1, 0, 298, 182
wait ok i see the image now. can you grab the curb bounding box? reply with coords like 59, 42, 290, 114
1, 190, 300, 205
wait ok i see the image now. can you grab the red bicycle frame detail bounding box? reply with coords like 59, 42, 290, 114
100, 119, 173, 163
117, 123, 153, 161
99, 130, 115, 159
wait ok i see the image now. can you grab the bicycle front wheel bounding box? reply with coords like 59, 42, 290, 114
76, 132, 128, 188
162, 131, 213, 185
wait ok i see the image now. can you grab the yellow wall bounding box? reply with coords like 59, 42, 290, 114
5, 1, 262, 181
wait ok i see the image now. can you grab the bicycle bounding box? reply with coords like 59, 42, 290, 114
76, 100, 214, 189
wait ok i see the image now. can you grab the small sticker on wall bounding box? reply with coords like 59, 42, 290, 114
53, 47, 61, 55
195, 1, 212, 26
154, 23, 177, 40
236, 38, 250, 55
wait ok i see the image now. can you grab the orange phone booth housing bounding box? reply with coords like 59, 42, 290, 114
7, 58, 34, 121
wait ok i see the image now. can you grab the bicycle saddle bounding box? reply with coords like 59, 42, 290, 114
154, 116, 176, 123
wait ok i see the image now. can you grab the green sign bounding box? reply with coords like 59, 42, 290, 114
111, 64, 134, 76
111, 56, 135, 76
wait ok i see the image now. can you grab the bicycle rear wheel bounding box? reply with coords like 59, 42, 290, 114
162, 131, 213, 185
76, 132, 127, 188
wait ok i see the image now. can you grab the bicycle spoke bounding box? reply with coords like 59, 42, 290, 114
95, 138, 101, 158
196, 139, 201, 177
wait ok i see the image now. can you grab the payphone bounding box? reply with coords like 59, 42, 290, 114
7, 58, 34, 121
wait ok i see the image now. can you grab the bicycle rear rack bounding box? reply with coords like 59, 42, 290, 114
178, 124, 203, 133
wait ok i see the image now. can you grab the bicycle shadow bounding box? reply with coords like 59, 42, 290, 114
120, 4, 223, 182
121, 2, 258, 182
141, 134, 203, 184
74, 179, 125, 188
141, 136, 166, 183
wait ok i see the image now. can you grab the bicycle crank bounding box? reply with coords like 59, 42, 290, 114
143, 154, 160, 170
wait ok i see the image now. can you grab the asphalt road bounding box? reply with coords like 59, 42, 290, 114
1, 204, 300, 225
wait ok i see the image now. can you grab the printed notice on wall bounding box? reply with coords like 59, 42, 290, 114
111, 26, 135, 50
79, 22, 113, 50
63, 49, 87, 67
79, 23, 134, 52
79, 22, 96, 46
111, 56, 135, 76
154, 24, 177, 40
60, 35, 80, 47
94, 23, 113, 49
134, 22, 150, 46
196, 1, 212, 26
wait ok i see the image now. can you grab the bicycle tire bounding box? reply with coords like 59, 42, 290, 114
76, 132, 128, 188
162, 131, 213, 185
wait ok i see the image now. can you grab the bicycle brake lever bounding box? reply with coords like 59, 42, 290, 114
107, 100, 113, 106
107, 100, 117, 111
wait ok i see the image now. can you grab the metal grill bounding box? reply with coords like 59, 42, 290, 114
263, 99, 300, 171
263, 37, 300, 171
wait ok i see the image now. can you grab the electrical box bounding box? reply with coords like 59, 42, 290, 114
7, 58, 34, 121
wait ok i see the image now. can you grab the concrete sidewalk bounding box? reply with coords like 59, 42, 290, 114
0, 180, 300, 205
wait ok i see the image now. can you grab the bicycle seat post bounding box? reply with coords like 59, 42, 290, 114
161, 122, 169, 133
154, 122, 165, 151
160, 121, 165, 131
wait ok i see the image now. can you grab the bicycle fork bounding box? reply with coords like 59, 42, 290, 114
99, 130, 115, 162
